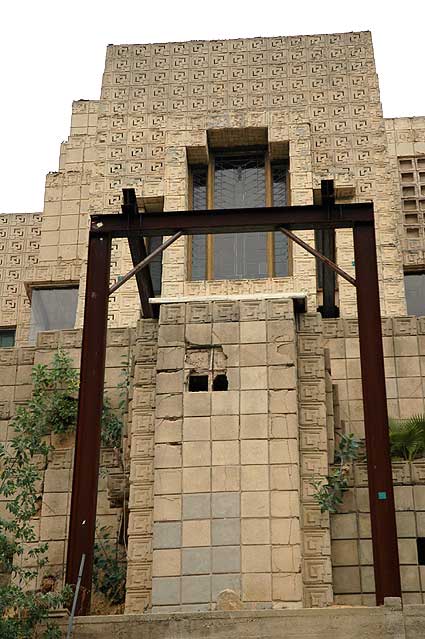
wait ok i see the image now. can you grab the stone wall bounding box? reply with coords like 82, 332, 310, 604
0, 212, 41, 345
323, 316, 425, 438
0, 327, 131, 591
331, 462, 425, 605
55, 602, 425, 639
385, 117, 425, 270
137, 297, 315, 613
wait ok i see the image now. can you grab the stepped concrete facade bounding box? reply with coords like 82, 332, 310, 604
2, 30, 425, 614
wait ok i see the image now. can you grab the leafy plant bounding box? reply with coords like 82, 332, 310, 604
0, 348, 130, 633
101, 398, 123, 448
389, 414, 425, 461
92, 526, 126, 605
311, 433, 361, 514
23, 349, 79, 438
0, 355, 72, 637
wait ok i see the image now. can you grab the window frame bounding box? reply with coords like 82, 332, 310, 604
188, 148, 292, 281
28, 284, 79, 344
0, 328, 16, 348
404, 269, 425, 316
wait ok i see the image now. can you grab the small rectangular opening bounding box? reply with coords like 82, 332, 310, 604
188, 374, 208, 392
0, 328, 15, 348
417, 538, 425, 565
213, 374, 229, 391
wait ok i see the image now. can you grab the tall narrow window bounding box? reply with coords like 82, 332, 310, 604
404, 272, 425, 315
189, 150, 289, 280
146, 236, 163, 295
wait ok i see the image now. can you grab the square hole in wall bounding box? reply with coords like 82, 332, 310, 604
416, 538, 425, 565
188, 374, 209, 392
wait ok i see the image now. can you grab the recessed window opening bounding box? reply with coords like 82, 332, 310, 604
212, 374, 228, 391
0, 328, 15, 348
417, 538, 425, 565
189, 148, 290, 281
188, 374, 209, 392
29, 287, 79, 344
404, 272, 425, 316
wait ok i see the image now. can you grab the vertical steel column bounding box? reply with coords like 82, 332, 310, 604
65, 231, 112, 615
353, 221, 401, 604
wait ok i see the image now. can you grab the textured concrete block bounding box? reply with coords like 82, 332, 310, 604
242, 573, 272, 601
241, 491, 270, 518
211, 391, 239, 416
240, 390, 268, 414
241, 518, 270, 545
183, 493, 211, 520
183, 392, 211, 417
241, 439, 268, 465
152, 577, 180, 605
212, 441, 240, 465
152, 549, 181, 576
153, 522, 182, 549
211, 415, 239, 440
183, 441, 211, 467
154, 495, 181, 522
182, 467, 211, 493
212, 546, 241, 574
242, 545, 271, 573
212, 519, 241, 546
155, 443, 182, 468
183, 417, 211, 441
181, 575, 211, 603
241, 465, 269, 491
212, 466, 241, 492
240, 321, 267, 343
240, 366, 267, 390
240, 344, 267, 366
182, 520, 211, 547
212, 492, 240, 518
182, 547, 211, 575
240, 413, 268, 439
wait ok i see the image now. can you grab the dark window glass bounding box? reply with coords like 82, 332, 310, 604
417, 538, 425, 565
146, 236, 163, 295
405, 273, 425, 316
214, 154, 267, 280
29, 288, 79, 344
191, 166, 208, 281
272, 162, 289, 277
190, 154, 289, 280
0, 329, 15, 348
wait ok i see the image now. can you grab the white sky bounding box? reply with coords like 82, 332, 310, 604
1, 0, 424, 213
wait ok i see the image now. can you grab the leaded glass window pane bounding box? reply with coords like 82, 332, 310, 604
191, 166, 208, 281
272, 162, 289, 277
213, 154, 267, 280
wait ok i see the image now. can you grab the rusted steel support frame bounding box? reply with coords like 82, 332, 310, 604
279, 227, 356, 287
109, 230, 183, 296
318, 181, 339, 317
354, 221, 401, 604
122, 188, 157, 319
90, 201, 374, 237
65, 232, 112, 615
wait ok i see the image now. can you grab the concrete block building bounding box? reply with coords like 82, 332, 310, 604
2, 30, 425, 613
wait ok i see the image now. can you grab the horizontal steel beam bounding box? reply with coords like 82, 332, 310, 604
91, 202, 374, 237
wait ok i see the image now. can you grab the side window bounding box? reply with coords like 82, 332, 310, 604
0, 329, 15, 347
29, 287, 79, 344
404, 272, 425, 316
